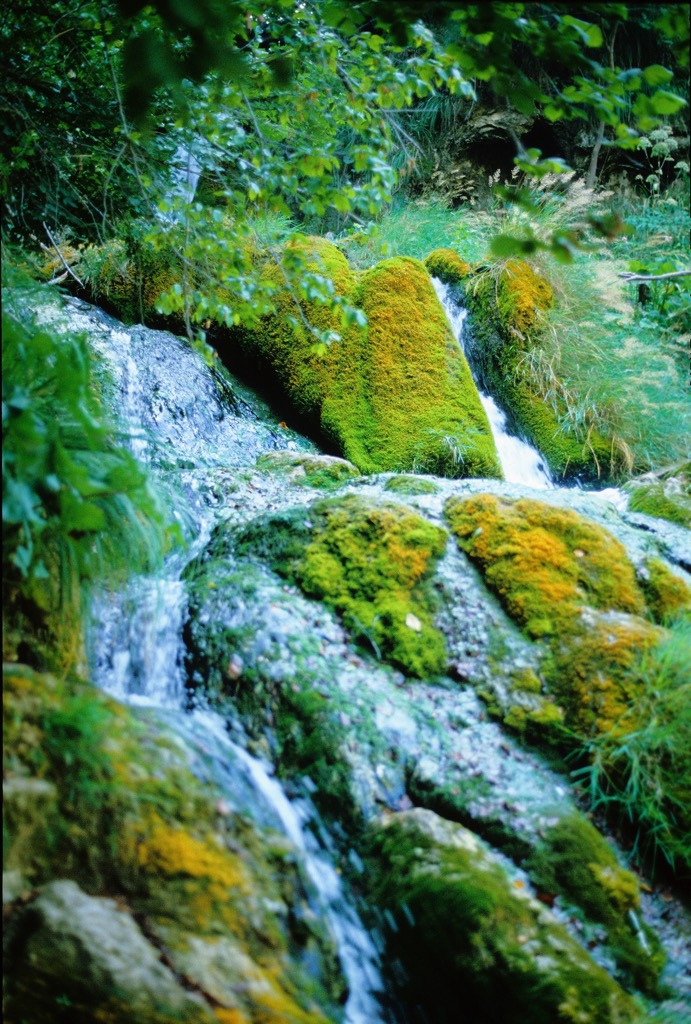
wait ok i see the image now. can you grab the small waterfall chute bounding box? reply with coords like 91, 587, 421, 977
432, 277, 553, 489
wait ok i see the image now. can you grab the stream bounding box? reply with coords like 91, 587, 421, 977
44, 288, 689, 1022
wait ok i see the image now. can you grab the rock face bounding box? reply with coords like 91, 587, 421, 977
4, 880, 217, 1023
5, 294, 691, 1024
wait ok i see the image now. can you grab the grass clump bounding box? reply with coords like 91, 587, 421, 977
571, 616, 691, 875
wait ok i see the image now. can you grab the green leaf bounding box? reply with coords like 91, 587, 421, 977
642, 65, 674, 86
650, 91, 687, 116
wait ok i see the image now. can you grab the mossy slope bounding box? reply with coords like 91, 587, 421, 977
367, 808, 641, 1024
465, 259, 613, 481
238, 241, 501, 478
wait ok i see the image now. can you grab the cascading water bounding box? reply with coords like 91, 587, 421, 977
432, 278, 553, 489
69, 297, 392, 1024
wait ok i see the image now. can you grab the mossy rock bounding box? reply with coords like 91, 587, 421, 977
625, 476, 691, 529
366, 808, 640, 1024
639, 557, 691, 624
82, 238, 182, 327
465, 261, 614, 482
235, 493, 449, 678
424, 247, 471, 285
525, 815, 664, 996
237, 241, 501, 479
383, 474, 440, 496
2, 664, 344, 1024
445, 493, 646, 640
255, 450, 360, 488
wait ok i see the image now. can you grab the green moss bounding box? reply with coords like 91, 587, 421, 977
383, 474, 440, 495
640, 558, 691, 625
82, 238, 182, 326
465, 262, 614, 482
237, 494, 449, 678
255, 451, 360, 489
366, 808, 640, 1024
526, 815, 665, 995
445, 493, 646, 640
237, 243, 501, 479
424, 247, 471, 285
626, 482, 691, 528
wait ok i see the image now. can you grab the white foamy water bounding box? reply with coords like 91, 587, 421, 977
432, 278, 553, 489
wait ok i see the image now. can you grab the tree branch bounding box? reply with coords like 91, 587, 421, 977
619, 270, 691, 282
41, 222, 84, 287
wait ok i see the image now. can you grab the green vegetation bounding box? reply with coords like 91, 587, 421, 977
367, 808, 640, 1024
236, 494, 449, 678
2, 266, 171, 672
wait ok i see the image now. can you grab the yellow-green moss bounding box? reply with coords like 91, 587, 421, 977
81, 238, 182, 326
255, 451, 360, 489
496, 260, 554, 336
238, 243, 502, 479
423, 248, 471, 285
384, 475, 440, 496
445, 494, 645, 639
238, 494, 449, 678
465, 262, 614, 481
640, 558, 691, 625
526, 815, 664, 995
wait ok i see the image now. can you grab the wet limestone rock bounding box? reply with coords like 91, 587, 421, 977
366, 808, 641, 1024
4, 879, 217, 1023
233, 493, 449, 678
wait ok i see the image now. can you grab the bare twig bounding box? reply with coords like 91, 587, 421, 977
619, 270, 691, 282
41, 222, 84, 287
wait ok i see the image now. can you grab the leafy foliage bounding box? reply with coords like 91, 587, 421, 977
2, 265, 171, 622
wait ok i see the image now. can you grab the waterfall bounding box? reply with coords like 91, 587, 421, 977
74, 298, 391, 1024
432, 278, 553, 489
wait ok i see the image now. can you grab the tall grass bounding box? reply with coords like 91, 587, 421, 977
571, 615, 691, 874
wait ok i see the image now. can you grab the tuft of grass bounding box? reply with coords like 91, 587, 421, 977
570, 615, 691, 875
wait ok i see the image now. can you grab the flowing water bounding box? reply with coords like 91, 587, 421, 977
432, 278, 553, 489
48, 291, 689, 1021
70, 298, 392, 1024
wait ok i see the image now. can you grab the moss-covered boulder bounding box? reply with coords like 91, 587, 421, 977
234, 493, 449, 678
526, 815, 665, 996
443, 493, 664, 739
423, 247, 471, 285
2, 664, 344, 1024
255, 450, 361, 488
236, 240, 501, 479
465, 260, 613, 481
81, 238, 183, 327
445, 493, 646, 641
625, 464, 691, 528
367, 808, 641, 1024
